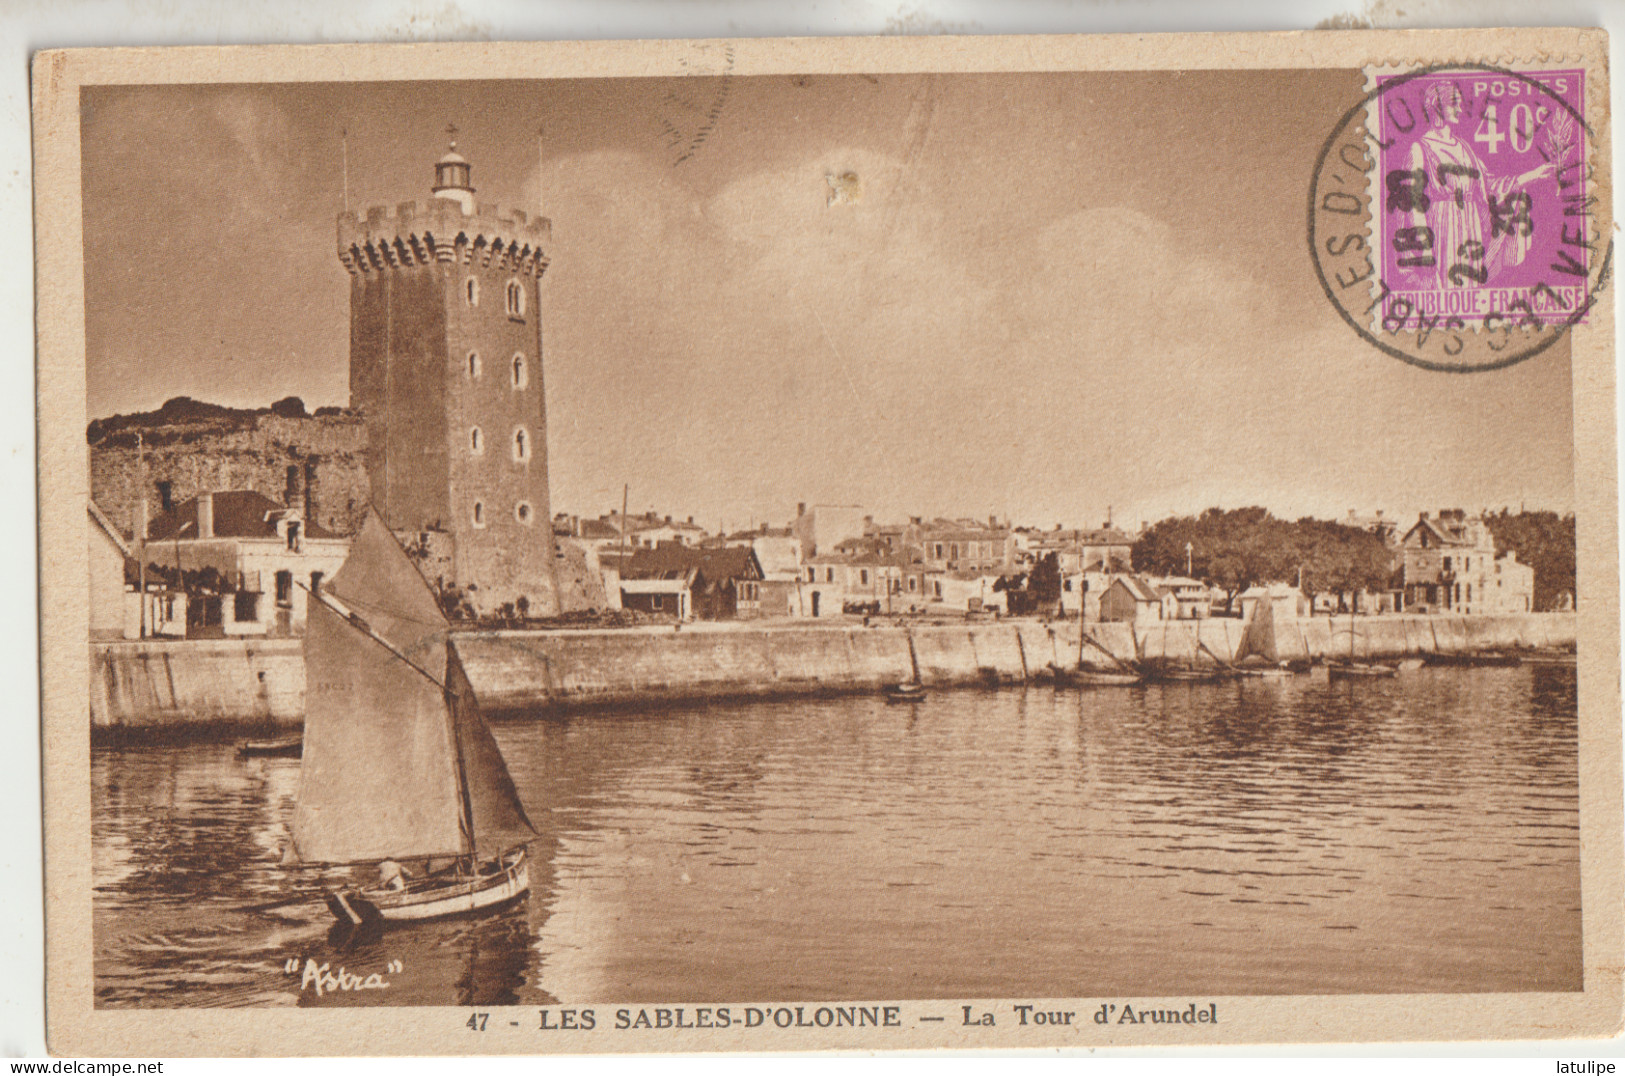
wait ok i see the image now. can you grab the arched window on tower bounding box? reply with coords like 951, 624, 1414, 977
467, 351, 481, 379
472, 501, 486, 528
465, 278, 479, 306
512, 353, 528, 389
515, 501, 534, 526
512, 427, 530, 462
505, 278, 525, 319
470, 427, 484, 455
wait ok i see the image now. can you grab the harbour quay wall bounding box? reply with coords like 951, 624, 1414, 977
1277, 611, 1575, 661
89, 638, 303, 732
453, 612, 1573, 711
87, 612, 1576, 727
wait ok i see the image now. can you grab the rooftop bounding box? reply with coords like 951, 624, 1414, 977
147, 491, 337, 542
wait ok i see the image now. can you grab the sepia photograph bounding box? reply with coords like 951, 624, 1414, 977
33, 29, 1622, 1054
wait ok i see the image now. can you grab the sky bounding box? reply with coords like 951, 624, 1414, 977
80, 71, 1576, 531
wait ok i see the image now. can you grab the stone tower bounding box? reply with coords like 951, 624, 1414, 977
338, 139, 560, 617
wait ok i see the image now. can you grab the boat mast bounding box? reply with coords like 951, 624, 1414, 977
446, 668, 478, 865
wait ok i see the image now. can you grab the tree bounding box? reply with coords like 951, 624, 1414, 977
1484, 509, 1576, 611
1133, 507, 1395, 613
1028, 552, 1062, 606
270, 396, 308, 418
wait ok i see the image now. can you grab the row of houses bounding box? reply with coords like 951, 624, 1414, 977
91, 490, 1544, 639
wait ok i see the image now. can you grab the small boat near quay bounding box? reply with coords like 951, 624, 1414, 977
1235, 665, 1295, 679
1326, 607, 1395, 679
1327, 661, 1397, 680
237, 735, 303, 759
1072, 670, 1146, 687
1147, 665, 1229, 684
289, 511, 538, 926
1522, 650, 1578, 668
884, 681, 927, 702
1423, 650, 1523, 668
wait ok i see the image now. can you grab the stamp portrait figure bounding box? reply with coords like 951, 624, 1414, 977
1403, 80, 1555, 292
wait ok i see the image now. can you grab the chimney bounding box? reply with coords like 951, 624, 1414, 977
687, 515, 694, 525
797, 502, 807, 518
665, 514, 672, 524
197, 491, 214, 539
303, 458, 319, 526
760, 522, 768, 535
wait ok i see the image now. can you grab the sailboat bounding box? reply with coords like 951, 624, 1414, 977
1326, 600, 1395, 680
289, 511, 538, 925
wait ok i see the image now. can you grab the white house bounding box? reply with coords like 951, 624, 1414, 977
145, 490, 349, 637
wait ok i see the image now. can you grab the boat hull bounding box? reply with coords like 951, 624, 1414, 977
328, 850, 529, 924
1150, 670, 1227, 684
1072, 672, 1145, 687
238, 736, 303, 758
1423, 651, 1522, 668
1328, 663, 1396, 680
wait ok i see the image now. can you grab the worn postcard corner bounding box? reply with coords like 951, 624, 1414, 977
31, 26, 1623, 1057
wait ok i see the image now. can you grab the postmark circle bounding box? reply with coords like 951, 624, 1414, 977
1309, 62, 1611, 373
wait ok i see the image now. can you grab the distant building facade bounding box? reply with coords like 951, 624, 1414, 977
1098, 574, 1179, 626
619, 544, 764, 620
1400, 510, 1534, 615
792, 504, 868, 559
88, 501, 132, 641
143, 490, 350, 637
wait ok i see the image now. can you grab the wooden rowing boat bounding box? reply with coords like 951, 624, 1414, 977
1072, 671, 1145, 687
1327, 661, 1397, 680
237, 735, 303, 758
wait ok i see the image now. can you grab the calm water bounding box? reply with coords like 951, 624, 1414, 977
92, 665, 1581, 1008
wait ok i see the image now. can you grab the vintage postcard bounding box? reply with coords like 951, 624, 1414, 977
33, 29, 1623, 1055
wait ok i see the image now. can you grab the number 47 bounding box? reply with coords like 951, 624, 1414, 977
468, 1013, 489, 1031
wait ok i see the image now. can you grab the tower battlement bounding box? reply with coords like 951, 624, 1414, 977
337, 199, 551, 278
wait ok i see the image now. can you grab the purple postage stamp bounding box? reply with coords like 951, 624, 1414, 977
1370, 67, 1589, 333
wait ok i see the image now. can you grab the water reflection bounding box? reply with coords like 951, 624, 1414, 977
94, 665, 1579, 1006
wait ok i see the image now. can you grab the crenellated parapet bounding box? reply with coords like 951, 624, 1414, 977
337, 199, 551, 278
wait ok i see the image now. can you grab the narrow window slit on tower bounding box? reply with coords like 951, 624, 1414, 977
470, 427, 483, 454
